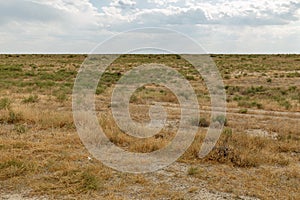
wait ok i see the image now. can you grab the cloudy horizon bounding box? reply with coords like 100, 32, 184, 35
0, 0, 300, 54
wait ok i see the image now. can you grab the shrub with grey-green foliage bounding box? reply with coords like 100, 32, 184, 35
213, 115, 228, 126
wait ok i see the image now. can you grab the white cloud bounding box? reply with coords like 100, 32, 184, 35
0, 0, 300, 53
0, 0, 112, 53
100, 0, 300, 27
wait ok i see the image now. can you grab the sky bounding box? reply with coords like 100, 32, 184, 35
0, 0, 300, 54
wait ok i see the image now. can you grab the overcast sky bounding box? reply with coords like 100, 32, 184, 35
0, 0, 300, 53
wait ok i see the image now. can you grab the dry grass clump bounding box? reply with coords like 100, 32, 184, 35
0, 104, 74, 130
182, 128, 296, 168
0, 123, 114, 198
187, 166, 202, 176
190, 163, 300, 199
31, 167, 107, 196
0, 157, 36, 181
183, 128, 299, 199
130, 85, 179, 104
98, 114, 176, 153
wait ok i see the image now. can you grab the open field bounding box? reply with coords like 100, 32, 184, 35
0, 54, 299, 199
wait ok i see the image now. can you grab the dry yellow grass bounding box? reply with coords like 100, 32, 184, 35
0, 54, 299, 199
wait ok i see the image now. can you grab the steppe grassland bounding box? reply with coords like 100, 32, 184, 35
0, 54, 299, 199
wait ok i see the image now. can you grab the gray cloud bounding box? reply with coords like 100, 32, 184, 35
136, 8, 208, 25
0, 0, 65, 25
99, 0, 300, 32
0, 0, 300, 53
213, 1, 300, 26
111, 0, 136, 10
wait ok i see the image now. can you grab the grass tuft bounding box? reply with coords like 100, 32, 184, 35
81, 171, 101, 191
22, 94, 39, 103
188, 167, 200, 176
0, 98, 11, 110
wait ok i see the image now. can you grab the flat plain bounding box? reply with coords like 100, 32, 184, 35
0, 54, 299, 199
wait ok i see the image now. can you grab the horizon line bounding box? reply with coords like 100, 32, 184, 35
1, 53, 300, 55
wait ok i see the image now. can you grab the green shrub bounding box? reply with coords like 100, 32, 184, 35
213, 115, 228, 126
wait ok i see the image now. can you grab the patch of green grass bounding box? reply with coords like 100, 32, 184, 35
279, 100, 292, 110
238, 101, 263, 109
14, 124, 27, 134
0, 159, 34, 179
188, 167, 200, 176
186, 75, 195, 80
55, 92, 68, 102
81, 171, 101, 191
0, 64, 23, 72
0, 98, 11, 110
244, 86, 266, 95
35, 81, 56, 88
96, 85, 107, 95
238, 108, 248, 114
222, 128, 233, 138
286, 72, 300, 78
22, 95, 39, 103
99, 72, 122, 87
0, 159, 25, 170
226, 86, 241, 95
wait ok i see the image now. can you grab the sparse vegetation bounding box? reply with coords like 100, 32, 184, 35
238, 108, 248, 114
213, 115, 228, 126
198, 117, 210, 127
14, 124, 27, 134
0, 98, 11, 110
22, 94, 39, 103
0, 54, 299, 199
81, 171, 101, 191
188, 166, 200, 176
